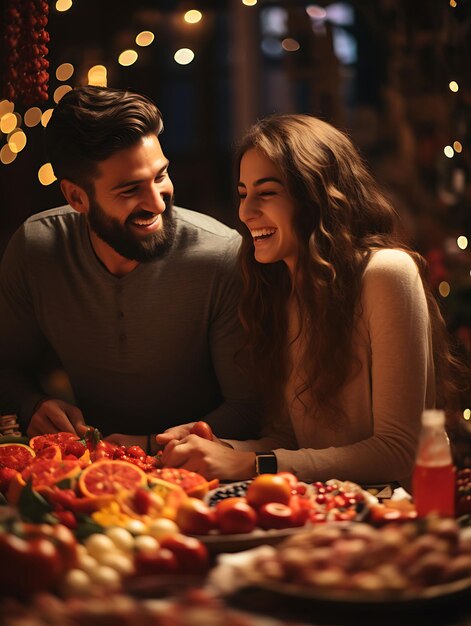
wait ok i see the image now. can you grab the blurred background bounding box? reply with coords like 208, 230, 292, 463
0, 0, 470, 421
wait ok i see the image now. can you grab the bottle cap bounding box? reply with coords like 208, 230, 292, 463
421, 409, 445, 426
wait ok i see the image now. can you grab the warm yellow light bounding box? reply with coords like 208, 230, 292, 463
0, 144, 17, 165
282, 38, 300, 52
0, 100, 14, 117
453, 141, 462, 153
0, 112, 17, 134
449, 81, 459, 92
184, 10, 202, 23
56, 63, 74, 81
438, 281, 450, 297
457, 236, 468, 250
24, 107, 43, 127
174, 48, 195, 65
8, 130, 27, 153
56, 0, 72, 11
41, 109, 54, 127
54, 85, 72, 103
118, 50, 138, 66
88, 65, 107, 86
136, 31, 155, 47
464, 408, 471, 421
242, 0, 257, 5
38, 163, 57, 185
450, 0, 457, 7
444, 145, 454, 158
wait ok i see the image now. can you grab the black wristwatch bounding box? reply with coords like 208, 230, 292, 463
255, 452, 278, 475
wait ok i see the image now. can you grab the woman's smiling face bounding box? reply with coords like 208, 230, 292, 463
238, 148, 298, 274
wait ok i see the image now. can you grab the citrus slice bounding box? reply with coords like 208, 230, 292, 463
147, 467, 216, 499
0, 442, 36, 472
78, 459, 147, 498
29, 432, 80, 453
22, 458, 81, 490
34, 444, 62, 462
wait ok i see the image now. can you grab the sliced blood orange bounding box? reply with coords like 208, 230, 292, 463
22, 458, 81, 490
147, 468, 217, 499
35, 444, 62, 462
29, 433, 80, 452
78, 459, 147, 498
0, 442, 36, 472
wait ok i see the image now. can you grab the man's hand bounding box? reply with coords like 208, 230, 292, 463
155, 422, 196, 447
27, 399, 87, 437
161, 435, 255, 481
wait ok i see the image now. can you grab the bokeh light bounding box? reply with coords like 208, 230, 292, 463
118, 50, 138, 66
444, 145, 454, 158
464, 408, 470, 421
56, 0, 72, 11
54, 85, 73, 103
457, 236, 468, 250
88, 65, 107, 86
38, 163, 57, 186
282, 38, 300, 52
0, 100, 14, 117
136, 31, 155, 47
438, 281, 450, 297
174, 48, 195, 65
0, 144, 17, 165
0, 113, 17, 134
56, 63, 74, 81
449, 81, 459, 92
453, 141, 462, 153
242, 0, 258, 5
8, 130, 27, 153
24, 107, 43, 127
41, 109, 54, 127
184, 10, 202, 23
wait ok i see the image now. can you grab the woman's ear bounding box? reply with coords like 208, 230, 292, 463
60, 179, 90, 214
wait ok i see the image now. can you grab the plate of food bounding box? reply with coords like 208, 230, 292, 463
226, 517, 471, 611
193, 475, 376, 554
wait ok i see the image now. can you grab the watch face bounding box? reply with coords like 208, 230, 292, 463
256, 453, 278, 475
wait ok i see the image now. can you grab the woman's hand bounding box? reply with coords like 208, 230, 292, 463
161, 434, 255, 481
27, 399, 87, 437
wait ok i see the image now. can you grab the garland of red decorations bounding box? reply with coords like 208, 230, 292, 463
1, 0, 50, 106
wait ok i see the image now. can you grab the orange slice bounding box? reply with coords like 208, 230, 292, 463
22, 458, 82, 490
0, 442, 35, 472
34, 444, 62, 462
78, 459, 147, 498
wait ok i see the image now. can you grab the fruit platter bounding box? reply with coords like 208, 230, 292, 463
0, 422, 470, 626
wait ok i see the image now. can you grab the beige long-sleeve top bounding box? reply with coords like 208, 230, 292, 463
228, 249, 436, 489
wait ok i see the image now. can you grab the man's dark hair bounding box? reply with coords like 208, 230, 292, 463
45, 86, 163, 189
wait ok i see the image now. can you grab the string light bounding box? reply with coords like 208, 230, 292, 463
56, 0, 73, 11
136, 31, 155, 47
453, 141, 462, 153
184, 10, 202, 24
450, 0, 457, 7
118, 50, 138, 66
242, 0, 257, 6
56, 63, 74, 81
174, 48, 195, 65
464, 409, 470, 421
38, 163, 57, 185
0, 100, 14, 117
449, 81, 459, 92
444, 145, 454, 158
0, 113, 17, 134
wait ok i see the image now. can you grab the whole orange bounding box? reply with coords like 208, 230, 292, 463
246, 474, 292, 509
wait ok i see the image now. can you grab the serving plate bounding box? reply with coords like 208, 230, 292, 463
193, 526, 304, 554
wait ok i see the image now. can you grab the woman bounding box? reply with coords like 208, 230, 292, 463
157, 114, 460, 489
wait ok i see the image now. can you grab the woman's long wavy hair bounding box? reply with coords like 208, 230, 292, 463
236, 114, 464, 428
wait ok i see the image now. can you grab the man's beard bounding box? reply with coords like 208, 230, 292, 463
88, 196, 177, 262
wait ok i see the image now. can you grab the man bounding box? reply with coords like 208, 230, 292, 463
0, 86, 259, 451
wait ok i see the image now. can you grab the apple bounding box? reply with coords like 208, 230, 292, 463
175, 497, 215, 535
215, 499, 258, 534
